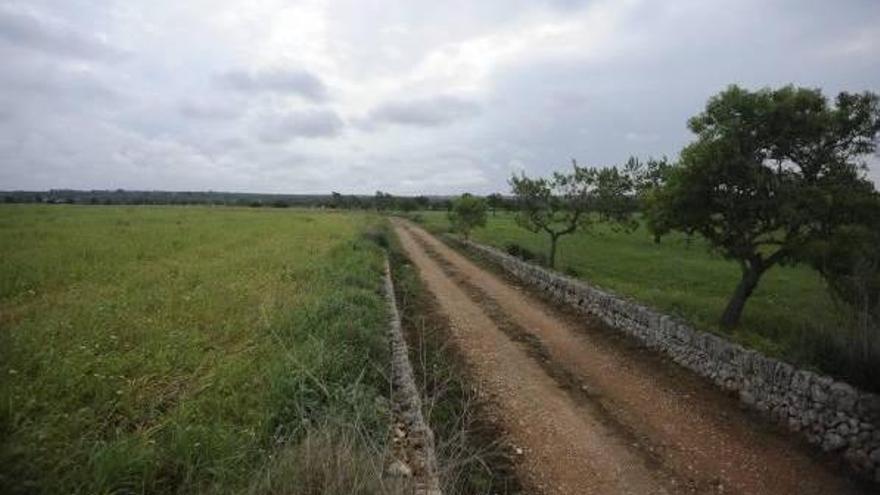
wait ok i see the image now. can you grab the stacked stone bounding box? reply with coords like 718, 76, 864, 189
384, 259, 443, 495
451, 236, 880, 483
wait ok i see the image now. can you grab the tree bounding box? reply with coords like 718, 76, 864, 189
627, 156, 673, 243
651, 85, 880, 328
414, 195, 431, 210
395, 197, 418, 212
374, 191, 393, 211
330, 191, 344, 209
509, 160, 637, 269
448, 193, 487, 240
803, 191, 880, 341
487, 193, 504, 216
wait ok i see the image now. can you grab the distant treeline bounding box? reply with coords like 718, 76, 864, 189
0, 189, 510, 211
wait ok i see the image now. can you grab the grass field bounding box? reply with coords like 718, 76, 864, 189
416, 211, 877, 390
0, 205, 394, 494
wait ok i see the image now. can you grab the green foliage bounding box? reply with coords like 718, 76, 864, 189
373, 191, 394, 211
448, 193, 487, 240
626, 156, 674, 241
509, 160, 637, 267
801, 193, 880, 341
486, 193, 504, 215
0, 206, 392, 494
652, 85, 880, 327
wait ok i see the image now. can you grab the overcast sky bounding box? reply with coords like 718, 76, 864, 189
1, 0, 878, 194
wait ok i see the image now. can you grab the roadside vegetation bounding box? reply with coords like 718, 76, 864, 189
0, 205, 396, 494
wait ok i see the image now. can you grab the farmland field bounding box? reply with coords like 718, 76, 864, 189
416, 210, 877, 390
0, 205, 393, 494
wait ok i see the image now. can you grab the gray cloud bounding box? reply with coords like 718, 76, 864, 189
179, 100, 242, 121
257, 109, 345, 142
365, 95, 481, 128
217, 68, 329, 102
0, 5, 123, 61
0, 64, 120, 103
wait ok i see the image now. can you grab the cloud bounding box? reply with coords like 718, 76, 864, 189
0, 60, 122, 112
0, 5, 123, 61
217, 68, 329, 102
365, 95, 481, 128
256, 109, 345, 142
179, 100, 242, 120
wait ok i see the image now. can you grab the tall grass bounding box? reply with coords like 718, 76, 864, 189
416, 211, 878, 392
0, 205, 394, 493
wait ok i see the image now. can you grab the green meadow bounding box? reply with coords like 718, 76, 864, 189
0, 205, 393, 494
418, 211, 877, 390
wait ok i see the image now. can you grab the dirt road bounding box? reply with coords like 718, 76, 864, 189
392, 219, 867, 494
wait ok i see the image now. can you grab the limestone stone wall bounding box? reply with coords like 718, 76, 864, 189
384, 259, 442, 495
453, 237, 880, 483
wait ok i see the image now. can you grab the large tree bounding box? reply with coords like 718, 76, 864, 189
510, 161, 637, 269
652, 85, 880, 328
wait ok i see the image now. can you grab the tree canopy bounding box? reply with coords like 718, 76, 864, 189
651, 85, 880, 328
509, 160, 637, 268
448, 193, 488, 240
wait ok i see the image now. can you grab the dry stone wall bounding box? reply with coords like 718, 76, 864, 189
451, 236, 880, 483
384, 259, 443, 495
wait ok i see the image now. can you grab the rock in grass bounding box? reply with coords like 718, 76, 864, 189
386, 459, 413, 478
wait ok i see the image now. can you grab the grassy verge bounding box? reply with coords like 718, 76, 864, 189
386, 222, 521, 494
0, 205, 394, 494
415, 210, 878, 392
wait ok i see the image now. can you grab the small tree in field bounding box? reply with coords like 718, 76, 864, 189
374, 191, 393, 211
509, 161, 637, 269
414, 195, 431, 210
652, 85, 880, 328
626, 156, 673, 243
448, 193, 487, 240
487, 193, 504, 216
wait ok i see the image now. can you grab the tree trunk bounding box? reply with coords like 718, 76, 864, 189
548, 235, 559, 268
720, 263, 763, 328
